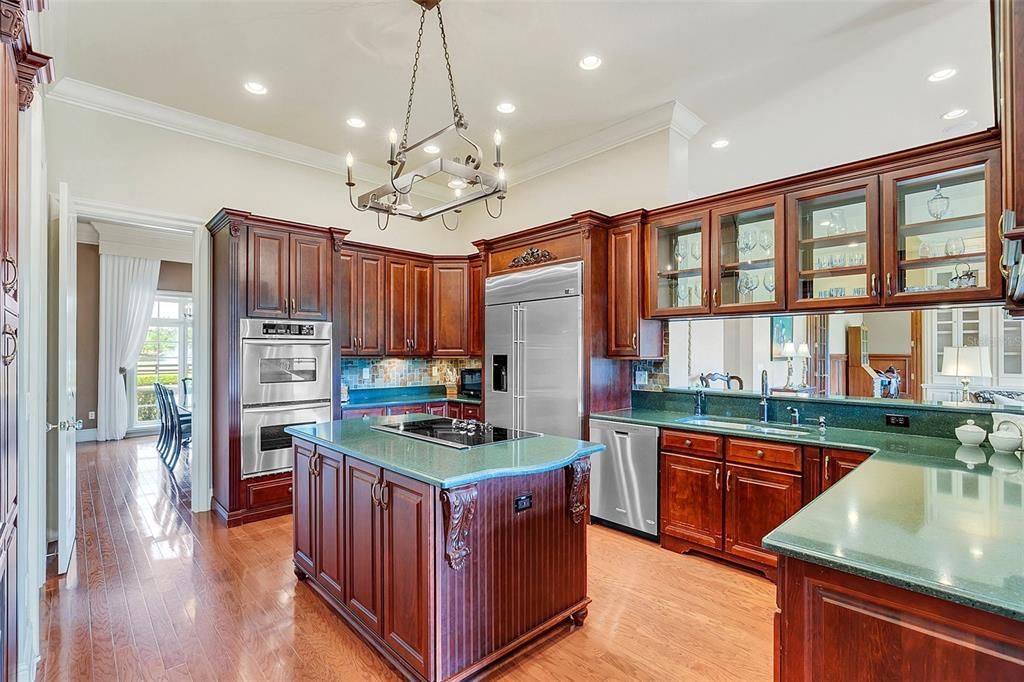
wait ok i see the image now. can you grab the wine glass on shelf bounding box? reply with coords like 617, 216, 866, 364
738, 230, 756, 258
758, 229, 773, 257
945, 236, 966, 257
690, 239, 702, 265
673, 240, 686, 270
763, 272, 776, 294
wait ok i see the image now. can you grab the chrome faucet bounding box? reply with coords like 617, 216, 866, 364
759, 369, 769, 422
694, 389, 706, 416
786, 406, 800, 425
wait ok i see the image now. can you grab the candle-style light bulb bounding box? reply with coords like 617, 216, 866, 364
454, 187, 463, 198
494, 129, 502, 146
388, 128, 398, 164
498, 167, 506, 182
345, 153, 354, 184
494, 129, 503, 167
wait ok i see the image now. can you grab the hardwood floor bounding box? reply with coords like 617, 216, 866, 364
38, 437, 775, 681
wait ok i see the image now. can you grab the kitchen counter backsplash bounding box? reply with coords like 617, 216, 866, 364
339, 357, 481, 390
631, 389, 997, 438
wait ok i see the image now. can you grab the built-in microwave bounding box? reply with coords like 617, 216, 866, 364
460, 368, 482, 398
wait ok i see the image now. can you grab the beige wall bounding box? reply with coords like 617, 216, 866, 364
76, 244, 192, 429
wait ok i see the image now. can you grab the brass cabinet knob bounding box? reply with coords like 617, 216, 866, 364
684, 439, 693, 448
755, 449, 765, 458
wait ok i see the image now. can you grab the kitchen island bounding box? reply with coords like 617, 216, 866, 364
285, 416, 603, 682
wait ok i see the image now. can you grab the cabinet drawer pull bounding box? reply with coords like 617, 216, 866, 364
870, 273, 878, 298
288, 486, 293, 494
824, 454, 831, 480
755, 449, 765, 458
1, 325, 15, 366
726, 470, 732, 492
684, 439, 693, 448
371, 480, 381, 506
380, 483, 390, 510
714, 467, 720, 490
631, 332, 637, 350
712, 288, 719, 307
291, 297, 296, 313
885, 272, 893, 297
1, 255, 16, 294
702, 289, 708, 308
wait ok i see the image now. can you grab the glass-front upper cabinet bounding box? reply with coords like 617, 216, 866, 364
881, 149, 1002, 304
710, 196, 785, 313
645, 209, 711, 316
786, 177, 880, 310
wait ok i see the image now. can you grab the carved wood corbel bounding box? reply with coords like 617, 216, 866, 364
566, 457, 591, 524
14, 47, 50, 110
0, 1, 25, 44
440, 484, 478, 570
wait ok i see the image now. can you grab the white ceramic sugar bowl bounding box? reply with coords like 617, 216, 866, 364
954, 419, 987, 447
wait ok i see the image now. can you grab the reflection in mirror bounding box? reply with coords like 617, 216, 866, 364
667, 304, 1024, 408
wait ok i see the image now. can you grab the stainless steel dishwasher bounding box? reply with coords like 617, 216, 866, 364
588, 419, 660, 540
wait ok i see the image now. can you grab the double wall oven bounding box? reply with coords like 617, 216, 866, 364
240, 319, 332, 478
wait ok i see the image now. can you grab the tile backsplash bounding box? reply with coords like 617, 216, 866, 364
339, 357, 481, 390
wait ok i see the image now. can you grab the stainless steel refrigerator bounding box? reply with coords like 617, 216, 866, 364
484, 262, 584, 439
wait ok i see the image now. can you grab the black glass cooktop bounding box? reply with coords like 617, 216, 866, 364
371, 417, 541, 449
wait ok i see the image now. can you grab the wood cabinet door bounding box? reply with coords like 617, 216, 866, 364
645, 209, 712, 317
447, 402, 463, 419
426, 402, 448, 417
357, 253, 385, 356
316, 450, 344, 601
247, 226, 290, 319
293, 441, 316, 577
660, 453, 723, 549
409, 260, 433, 356
724, 463, 801, 567
608, 224, 640, 356
334, 248, 358, 355
3, 309, 15, 524
709, 195, 787, 314
461, 404, 482, 421
386, 403, 427, 416
822, 448, 870, 489
432, 261, 469, 356
385, 257, 410, 356
289, 233, 330, 321
342, 406, 386, 420
468, 258, 484, 356
344, 457, 383, 635
381, 470, 433, 678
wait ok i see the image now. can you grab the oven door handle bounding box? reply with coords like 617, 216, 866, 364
241, 400, 332, 413
242, 339, 331, 347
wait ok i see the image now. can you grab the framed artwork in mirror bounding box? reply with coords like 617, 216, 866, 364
771, 316, 794, 360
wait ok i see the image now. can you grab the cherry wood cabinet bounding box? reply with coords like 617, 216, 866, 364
460, 403, 482, 421
776, 556, 1024, 682
386, 256, 432, 357
293, 441, 316, 577
645, 209, 712, 317
426, 402, 447, 416
468, 256, 484, 356
432, 260, 469, 356
607, 217, 662, 358
247, 227, 330, 320
881, 148, 1002, 305
341, 406, 386, 420
386, 403, 427, 416
344, 455, 384, 633
822, 448, 870, 489
710, 195, 786, 314
661, 452, 722, 549
316, 450, 345, 602
335, 245, 385, 356
786, 176, 881, 310
723, 463, 801, 568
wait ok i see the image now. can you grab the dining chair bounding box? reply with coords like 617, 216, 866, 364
154, 383, 171, 459
181, 377, 192, 403
166, 385, 192, 471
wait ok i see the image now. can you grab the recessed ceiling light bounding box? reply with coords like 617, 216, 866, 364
942, 108, 968, 120
496, 102, 516, 114
928, 68, 957, 82
424, 144, 441, 154
578, 55, 602, 71
243, 81, 268, 95
346, 117, 367, 128
711, 139, 730, 149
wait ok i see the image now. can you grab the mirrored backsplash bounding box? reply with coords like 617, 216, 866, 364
633, 303, 1024, 412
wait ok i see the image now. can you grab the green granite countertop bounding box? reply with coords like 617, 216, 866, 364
342, 386, 482, 408
286, 415, 602, 489
592, 408, 1024, 622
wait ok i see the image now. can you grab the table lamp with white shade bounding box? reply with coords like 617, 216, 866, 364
782, 342, 812, 389
940, 346, 992, 403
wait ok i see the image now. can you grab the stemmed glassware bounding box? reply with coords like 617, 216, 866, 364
763, 272, 775, 294
737, 230, 756, 257
758, 229, 773, 257
690, 239, 702, 265
673, 240, 686, 270
945, 236, 966, 257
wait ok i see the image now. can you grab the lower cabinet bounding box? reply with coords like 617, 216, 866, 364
387, 403, 427, 416
341, 406, 386, 420
822, 448, 870, 489
426, 402, 448, 417
294, 439, 433, 679
660, 430, 803, 575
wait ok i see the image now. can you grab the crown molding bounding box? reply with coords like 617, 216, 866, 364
92, 220, 193, 263
47, 77, 451, 201
70, 196, 205, 234
508, 100, 705, 186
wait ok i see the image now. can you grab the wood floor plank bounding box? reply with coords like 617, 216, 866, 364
37, 436, 775, 681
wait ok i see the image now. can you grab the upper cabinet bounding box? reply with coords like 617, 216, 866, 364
468, 257, 484, 357
335, 245, 385, 357
608, 218, 662, 358
247, 227, 330, 321
786, 177, 881, 310
432, 260, 469, 356
710, 196, 786, 314
645, 210, 711, 317
386, 256, 432, 357
881, 149, 1002, 305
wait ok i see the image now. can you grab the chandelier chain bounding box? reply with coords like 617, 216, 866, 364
400, 7, 427, 150
435, 5, 464, 128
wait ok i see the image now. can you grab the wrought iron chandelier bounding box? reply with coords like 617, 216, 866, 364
345, 0, 507, 231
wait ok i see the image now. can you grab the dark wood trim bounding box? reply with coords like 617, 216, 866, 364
0, 2, 25, 44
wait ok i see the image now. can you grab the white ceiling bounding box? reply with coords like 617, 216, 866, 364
46, 0, 994, 185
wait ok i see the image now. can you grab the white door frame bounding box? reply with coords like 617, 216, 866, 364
68, 198, 210, 512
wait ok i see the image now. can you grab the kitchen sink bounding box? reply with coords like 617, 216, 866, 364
677, 416, 812, 436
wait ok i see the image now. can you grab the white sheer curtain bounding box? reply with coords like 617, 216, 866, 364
97, 254, 161, 441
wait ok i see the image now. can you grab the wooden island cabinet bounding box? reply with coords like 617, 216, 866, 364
288, 418, 596, 682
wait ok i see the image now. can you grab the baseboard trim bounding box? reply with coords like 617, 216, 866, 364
75, 428, 97, 443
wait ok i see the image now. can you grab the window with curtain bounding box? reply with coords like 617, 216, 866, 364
130, 293, 193, 428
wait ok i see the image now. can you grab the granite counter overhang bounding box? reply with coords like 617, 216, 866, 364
592, 407, 1024, 623
286, 416, 604, 489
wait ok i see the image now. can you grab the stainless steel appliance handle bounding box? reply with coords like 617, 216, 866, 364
242, 339, 331, 347
241, 400, 331, 413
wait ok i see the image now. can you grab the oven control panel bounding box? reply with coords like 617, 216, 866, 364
261, 322, 316, 336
